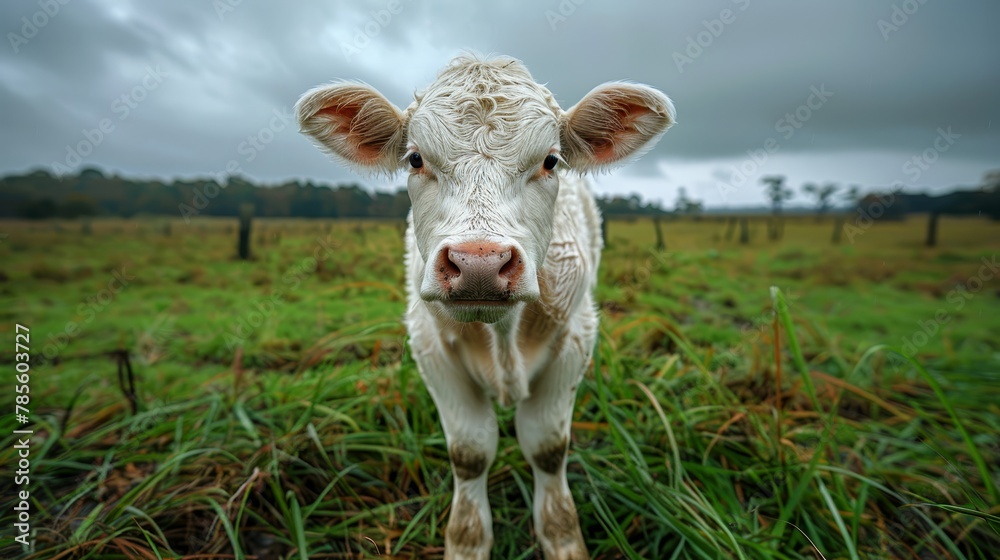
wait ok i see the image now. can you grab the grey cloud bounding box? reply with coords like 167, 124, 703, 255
1, 0, 997, 201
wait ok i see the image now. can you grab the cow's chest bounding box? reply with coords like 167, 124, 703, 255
442, 300, 564, 406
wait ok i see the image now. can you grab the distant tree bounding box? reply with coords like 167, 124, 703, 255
674, 187, 689, 212
627, 193, 641, 211
832, 185, 860, 245
19, 197, 58, 219
390, 189, 411, 217
595, 194, 669, 217
78, 166, 105, 181
843, 185, 861, 206
762, 175, 793, 213
673, 187, 703, 216
57, 193, 99, 218
981, 170, 1000, 192
982, 171, 1000, 220
802, 182, 839, 217
761, 175, 793, 240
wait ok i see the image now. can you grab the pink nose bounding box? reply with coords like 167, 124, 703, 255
435, 241, 524, 300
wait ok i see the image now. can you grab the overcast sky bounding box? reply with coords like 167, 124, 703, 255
2, 0, 998, 207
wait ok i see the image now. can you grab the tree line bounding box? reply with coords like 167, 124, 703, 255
678, 172, 999, 224
1, 167, 673, 220
2, 167, 997, 222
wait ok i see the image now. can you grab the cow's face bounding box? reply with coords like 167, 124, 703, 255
297, 56, 674, 324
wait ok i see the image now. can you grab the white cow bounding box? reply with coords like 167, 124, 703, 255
297, 54, 674, 560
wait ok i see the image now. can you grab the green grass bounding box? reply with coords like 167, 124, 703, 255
0, 214, 998, 558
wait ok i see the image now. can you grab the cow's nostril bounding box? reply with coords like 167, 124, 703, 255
498, 249, 522, 279
444, 252, 462, 273
439, 247, 463, 281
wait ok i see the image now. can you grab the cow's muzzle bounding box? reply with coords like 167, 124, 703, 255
432, 241, 525, 303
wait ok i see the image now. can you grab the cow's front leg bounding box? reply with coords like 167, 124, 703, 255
516, 342, 590, 560
417, 350, 498, 560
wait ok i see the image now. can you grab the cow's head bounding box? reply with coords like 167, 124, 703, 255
297, 56, 674, 323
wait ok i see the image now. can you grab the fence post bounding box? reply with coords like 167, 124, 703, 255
724, 216, 737, 241
653, 216, 665, 251
238, 203, 254, 260
925, 212, 939, 247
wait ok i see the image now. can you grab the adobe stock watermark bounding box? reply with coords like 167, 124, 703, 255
903, 126, 960, 183
841, 186, 902, 245
42, 268, 135, 361
51, 64, 170, 174
340, 0, 405, 61
178, 106, 293, 221
878, 0, 931, 41
7, 0, 73, 54
898, 255, 997, 357
224, 235, 340, 349
673, 0, 750, 73
721, 288, 802, 360
715, 84, 834, 201
544, 0, 589, 31
842, 126, 959, 244
213, 0, 244, 21
135, 314, 175, 366
605, 248, 674, 309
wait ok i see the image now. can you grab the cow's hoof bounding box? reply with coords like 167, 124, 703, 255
541, 543, 590, 560
445, 493, 491, 559
444, 547, 491, 560
539, 492, 589, 560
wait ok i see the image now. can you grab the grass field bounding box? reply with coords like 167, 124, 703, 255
1, 214, 998, 559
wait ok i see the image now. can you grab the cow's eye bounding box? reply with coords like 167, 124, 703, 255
543, 154, 559, 171
409, 152, 423, 169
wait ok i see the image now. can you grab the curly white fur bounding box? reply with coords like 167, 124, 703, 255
296, 53, 674, 560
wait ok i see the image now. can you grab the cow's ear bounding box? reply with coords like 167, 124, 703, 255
296, 82, 407, 176
561, 82, 675, 173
